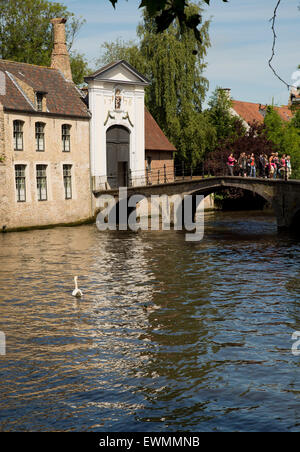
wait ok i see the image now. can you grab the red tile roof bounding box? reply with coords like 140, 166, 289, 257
232, 100, 293, 125
0, 59, 176, 150
145, 108, 176, 152
274, 105, 294, 121
232, 100, 263, 124
0, 59, 90, 119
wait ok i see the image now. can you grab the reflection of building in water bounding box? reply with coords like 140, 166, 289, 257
91, 233, 157, 308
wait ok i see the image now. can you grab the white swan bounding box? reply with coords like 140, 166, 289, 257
72, 276, 83, 298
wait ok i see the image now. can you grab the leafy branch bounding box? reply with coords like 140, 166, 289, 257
109, 0, 228, 41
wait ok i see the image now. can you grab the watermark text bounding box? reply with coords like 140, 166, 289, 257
96, 188, 204, 242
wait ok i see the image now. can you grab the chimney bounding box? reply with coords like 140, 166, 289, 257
50, 18, 73, 82
222, 88, 231, 99
217, 88, 231, 100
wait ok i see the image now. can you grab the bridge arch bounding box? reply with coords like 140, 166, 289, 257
94, 176, 297, 231
185, 180, 273, 206
290, 207, 300, 233
183, 182, 276, 223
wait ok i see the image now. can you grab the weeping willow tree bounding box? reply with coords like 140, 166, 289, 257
139, 3, 213, 165
98, 2, 214, 165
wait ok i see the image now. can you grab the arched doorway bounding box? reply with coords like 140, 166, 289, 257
106, 125, 130, 188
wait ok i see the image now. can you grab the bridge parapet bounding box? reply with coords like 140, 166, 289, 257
93, 176, 300, 231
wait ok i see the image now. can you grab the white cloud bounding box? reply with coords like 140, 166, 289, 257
291, 70, 300, 87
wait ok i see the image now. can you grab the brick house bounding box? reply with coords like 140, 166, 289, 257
220, 88, 295, 128
0, 18, 92, 231
145, 108, 176, 185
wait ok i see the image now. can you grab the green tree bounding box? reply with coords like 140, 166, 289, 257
98, 38, 146, 75
263, 105, 285, 145
70, 51, 92, 85
140, 3, 212, 164
291, 110, 300, 129
98, 3, 213, 166
206, 87, 246, 144
0, 0, 88, 84
264, 106, 300, 179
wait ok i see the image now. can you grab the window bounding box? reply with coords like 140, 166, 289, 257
36, 92, 43, 112
62, 124, 71, 152
63, 165, 72, 199
13, 120, 24, 151
35, 122, 45, 151
147, 156, 152, 171
36, 165, 47, 201
15, 165, 26, 202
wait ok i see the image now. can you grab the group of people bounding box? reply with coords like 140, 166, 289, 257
227, 152, 292, 179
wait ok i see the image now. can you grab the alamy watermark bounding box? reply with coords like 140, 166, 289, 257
96, 188, 205, 242
0, 331, 6, 356
292, 331, 300, 356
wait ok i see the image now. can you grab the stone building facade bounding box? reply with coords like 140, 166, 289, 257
0, 19, 92, 231
85, 60, 176, 192
0, 18, 177, 231
144, 109, 176, 185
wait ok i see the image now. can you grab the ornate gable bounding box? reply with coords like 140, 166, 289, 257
85, 60, 150, 86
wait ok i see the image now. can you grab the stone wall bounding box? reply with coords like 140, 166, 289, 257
0, 103, 9, 230
0, 103, 4, 160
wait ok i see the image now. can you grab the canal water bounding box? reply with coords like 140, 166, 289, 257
0, 211, 299, 432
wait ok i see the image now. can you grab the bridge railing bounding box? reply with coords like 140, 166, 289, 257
103, 163, 202, 189
94, 160, 290, 191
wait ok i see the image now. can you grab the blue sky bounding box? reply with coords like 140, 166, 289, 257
57, 0, 300, 107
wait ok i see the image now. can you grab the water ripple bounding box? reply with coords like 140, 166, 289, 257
0, 212, 300, 431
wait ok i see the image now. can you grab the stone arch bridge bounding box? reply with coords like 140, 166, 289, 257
93, 176, 300, 231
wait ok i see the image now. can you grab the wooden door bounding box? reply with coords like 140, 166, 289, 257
106, 126, 130, 188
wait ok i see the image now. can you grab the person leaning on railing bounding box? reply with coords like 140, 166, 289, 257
259, 153, 268, 178
268, 154, 276, 179
286, 156, 292, 180
278, 154, 286, 179
249, 153, 256, 178
238, 152, 247, 177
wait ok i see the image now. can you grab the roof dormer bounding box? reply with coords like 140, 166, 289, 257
35, 91, 47, 112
